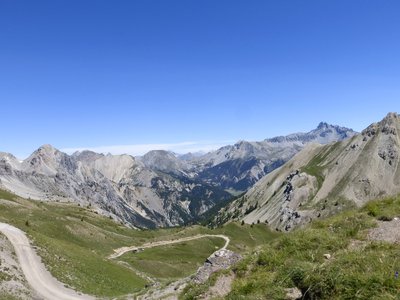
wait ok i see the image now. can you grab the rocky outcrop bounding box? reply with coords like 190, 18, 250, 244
285, 287, 303, 300
193, 249, 242, 284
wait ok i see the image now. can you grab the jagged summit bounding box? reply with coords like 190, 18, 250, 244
383, 111, 399, 121
267, 122, 356, 144
362, 112, 399, 137
0, 152, 21, 172
0, 152, 19, 161
317, 121, 329, 129
28, 144, 59, 159
21, 144, 77, 176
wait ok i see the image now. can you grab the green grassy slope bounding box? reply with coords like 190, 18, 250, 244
0, 195, 149, 297
181, 196, 400, 300
0, 189, 278, 298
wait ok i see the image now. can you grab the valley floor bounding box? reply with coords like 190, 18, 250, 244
109, 234, 230, 259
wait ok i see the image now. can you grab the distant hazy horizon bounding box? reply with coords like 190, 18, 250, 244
1, 1, 399, 158
6, 118, 374, 159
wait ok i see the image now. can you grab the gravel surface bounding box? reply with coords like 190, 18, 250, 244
0, 222, 94, 300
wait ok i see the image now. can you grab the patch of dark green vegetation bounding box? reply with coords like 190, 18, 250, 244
301, 142, 340, 191
325, 138, 365, 201
364, 196, 400, 221
0, 271, 13, 282
300, 141, 344, 207
196, 192, 245, 227
0, 294, 22, 300
208, 194, 259, 228
312, 196, 357, 220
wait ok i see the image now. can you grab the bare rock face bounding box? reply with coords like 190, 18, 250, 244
22, 144, 77, 176
0, 146, 231, 228
193, 249, 242, 284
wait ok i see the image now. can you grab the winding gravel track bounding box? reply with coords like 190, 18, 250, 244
0, 222, 94, 300
109, 234, 230, 259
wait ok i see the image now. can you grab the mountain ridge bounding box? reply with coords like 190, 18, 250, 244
214, 112, 400, 231
0, 121, 356, 228
188, 122, 356, 191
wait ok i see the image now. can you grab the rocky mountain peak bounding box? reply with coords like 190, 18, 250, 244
317, 122, 329, 130
266, 122, 356, 144
0, 152, 21, 173
363, 112, 399, 137
35, 144, 58, 155
25, 144, 61, 165
380, 112, 399, 135
72, 150, 105, 162
140, 150, 190, 176
22, 145, 77, 176
234, 140, 254, 151
382, 112, 399, 122
0, 152, 19, 161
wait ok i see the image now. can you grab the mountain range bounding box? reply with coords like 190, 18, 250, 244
0, 122, 355, 228
215, 112, 400, 231
191, 122, 356, 192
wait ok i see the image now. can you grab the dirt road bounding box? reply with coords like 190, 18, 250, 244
109, 234, 230, 259
0, 222, 94, 300
119, 234, 231, 300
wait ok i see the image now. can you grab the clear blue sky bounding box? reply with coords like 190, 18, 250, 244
1, 1, 400, 158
